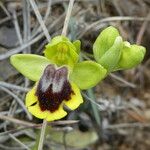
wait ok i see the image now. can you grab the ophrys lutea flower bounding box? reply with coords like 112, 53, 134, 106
10, 36, 107, 121
26, 64, 83, 121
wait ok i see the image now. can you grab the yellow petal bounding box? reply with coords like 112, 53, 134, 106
64, 83, 83, 110
28, 102, 67, 121
25, 86, 37, 107
26, 85, 67, 121
28, 103, 48, 119
46, 104, 67, 121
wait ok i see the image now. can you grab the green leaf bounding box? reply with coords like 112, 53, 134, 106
44, 35, 79, 68
93, 26, 119, 62
49, 129, 98, 149
10, 54, 51, 81
87, 88, 101, 125
98, 36, 123, 72
116, 43, 146, 70
73, 40, 81, 54
70, 61, 107, 90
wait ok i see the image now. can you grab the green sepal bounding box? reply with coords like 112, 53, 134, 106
73, 40, 81, 54
115, 42, 146, 70
10, 54, 51, 81
98, 36, 123, 72
44, 35, 79, 68
93, 26, 119, 62
70, 61, 107, 90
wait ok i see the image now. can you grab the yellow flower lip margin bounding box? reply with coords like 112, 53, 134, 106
25, 82, 83, 121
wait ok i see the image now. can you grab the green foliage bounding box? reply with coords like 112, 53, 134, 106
10, 54, 51, 81
70, 61, 107, 89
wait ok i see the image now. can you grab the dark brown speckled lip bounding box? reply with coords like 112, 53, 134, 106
35, 64, 74, 112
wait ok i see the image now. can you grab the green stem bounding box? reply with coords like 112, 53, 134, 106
38, 119, 47, 150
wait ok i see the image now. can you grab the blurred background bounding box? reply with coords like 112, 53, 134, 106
0, 0, 150, 150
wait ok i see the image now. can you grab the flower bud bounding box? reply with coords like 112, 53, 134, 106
117, 42, 146, 69
98, 36, 123, 72
93, 26, 119, 62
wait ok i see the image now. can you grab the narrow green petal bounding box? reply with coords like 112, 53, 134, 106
10, 54, 51, 81
73, 40, 81, 54
70, 61, 107, 90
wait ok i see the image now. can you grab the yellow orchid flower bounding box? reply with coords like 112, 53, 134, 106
10, 36, 107, 121
25, 64, 83, 121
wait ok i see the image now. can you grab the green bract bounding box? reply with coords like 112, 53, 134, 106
70, 61, 107, 90
93, 26, 146, 72
44, 36, 78, 68
10, 36, 107, 89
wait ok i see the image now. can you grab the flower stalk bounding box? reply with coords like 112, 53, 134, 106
38, 119, 47, 150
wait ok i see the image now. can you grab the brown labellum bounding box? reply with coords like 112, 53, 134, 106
36, 64, 73, 112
